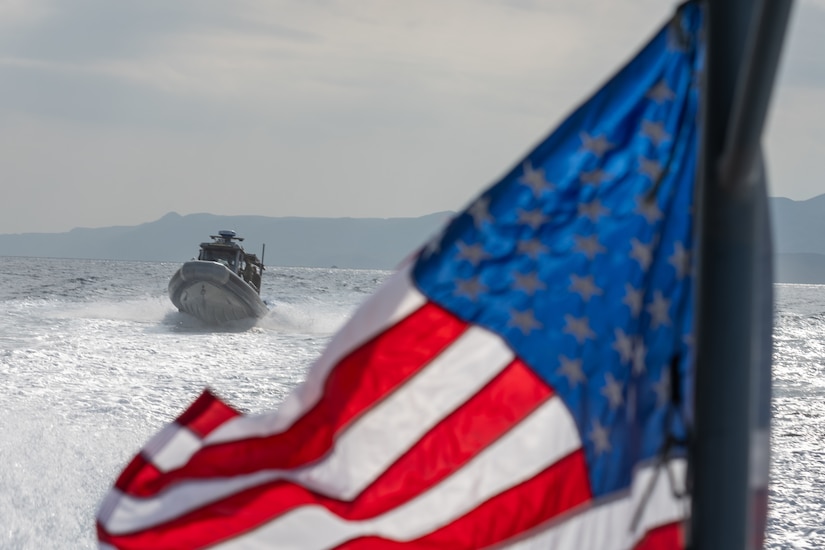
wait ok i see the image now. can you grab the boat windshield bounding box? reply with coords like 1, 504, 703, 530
199, 247, 239, 272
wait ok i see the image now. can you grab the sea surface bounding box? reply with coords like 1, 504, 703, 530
0, 257, 822, 549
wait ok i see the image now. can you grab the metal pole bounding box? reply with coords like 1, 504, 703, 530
690, 0, 793, 548
719, 1, 795, 189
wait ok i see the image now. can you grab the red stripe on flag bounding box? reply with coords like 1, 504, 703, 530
121, 301, 468, 498
632, 521, 684, 549
331, 450, 591, 550
114, 388, 240, 493
114, 454, 162, 495
345, 359, 554, 519
97, 360, 555, 549
177, 389, 241, 438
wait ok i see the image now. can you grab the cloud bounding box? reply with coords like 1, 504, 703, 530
776, 0, 825, 89
0, 0, 54, 26
0, 0, 821, 233
0, 0, 669, 112
0, 0, 674, 146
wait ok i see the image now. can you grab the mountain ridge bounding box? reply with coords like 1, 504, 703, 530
0, 211, 454, 270
1, 194, 825, 281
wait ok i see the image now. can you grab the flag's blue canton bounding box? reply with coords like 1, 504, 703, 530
413, 4, 703, 498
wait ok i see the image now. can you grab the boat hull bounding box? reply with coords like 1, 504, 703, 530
168, 261, 268, 324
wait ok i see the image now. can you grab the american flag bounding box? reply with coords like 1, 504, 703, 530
97, 3, 703, 549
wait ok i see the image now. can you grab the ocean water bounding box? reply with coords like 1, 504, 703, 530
0, 257, 822, 549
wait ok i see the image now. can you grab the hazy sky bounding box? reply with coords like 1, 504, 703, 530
1, 0, 822, 234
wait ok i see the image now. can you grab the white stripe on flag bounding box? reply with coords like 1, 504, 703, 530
100, 469, 284, 535
149, 423, 201, 473
211, 265, 427, 442
211, 396, 580, 550
102, 325, 516, 534
292, 325, 514, 499
498, 459, 688, 550
120, 268, 426, 480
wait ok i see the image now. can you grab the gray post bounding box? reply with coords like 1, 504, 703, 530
690, 0, 793, 548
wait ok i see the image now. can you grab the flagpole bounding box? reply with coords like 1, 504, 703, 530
690, 0, 793, 548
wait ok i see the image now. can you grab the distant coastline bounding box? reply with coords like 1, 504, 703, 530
0, 211, 454, 271
1, 194, 825, 282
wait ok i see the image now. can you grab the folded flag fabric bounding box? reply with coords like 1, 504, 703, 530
98, 3, 703, 549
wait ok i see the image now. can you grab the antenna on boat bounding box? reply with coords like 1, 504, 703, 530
260, 243, 266, 270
